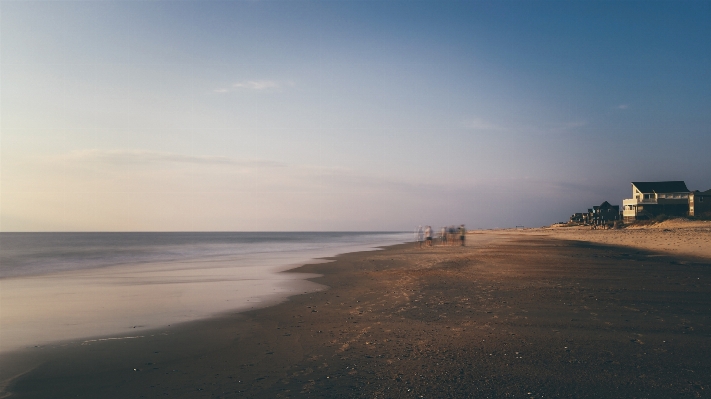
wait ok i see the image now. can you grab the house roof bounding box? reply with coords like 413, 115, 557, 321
632, 181, 689, 193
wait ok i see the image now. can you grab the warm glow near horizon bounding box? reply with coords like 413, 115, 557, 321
2, 1, 710, 231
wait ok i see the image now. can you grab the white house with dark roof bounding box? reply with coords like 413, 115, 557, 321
622, 181, 690, 222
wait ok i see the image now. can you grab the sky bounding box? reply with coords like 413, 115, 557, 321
1, 0, 710, 231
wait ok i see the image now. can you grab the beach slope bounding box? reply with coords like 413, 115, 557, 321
4, 231, 711, 398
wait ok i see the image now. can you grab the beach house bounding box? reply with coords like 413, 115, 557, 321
689, 189, 711, 218
570, 213, 584, 223
569, 201, 620, 226
592, 201, 620, 224
622, 181, 690, 222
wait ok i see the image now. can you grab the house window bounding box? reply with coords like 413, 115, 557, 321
701, 197, 705, 202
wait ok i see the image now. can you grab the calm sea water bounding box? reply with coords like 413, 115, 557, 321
0, 232, 410, 279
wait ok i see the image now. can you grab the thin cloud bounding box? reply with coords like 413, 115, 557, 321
54, 149, 285, 168
462, 118, 507, 131
617, 104, 629, 110
548, 121, 586, 131
214, 80, 288, 93
463, 118, 585, 134
233, 80, 280, 90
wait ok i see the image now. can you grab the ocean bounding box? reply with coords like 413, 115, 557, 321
0, 232, 410, 353
0, 232, 410, 279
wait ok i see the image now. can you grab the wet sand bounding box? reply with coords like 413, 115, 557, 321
0, 257, 325, 355
3, 231, 711, 398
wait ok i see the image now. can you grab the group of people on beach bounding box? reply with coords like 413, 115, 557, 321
415, 225, 466, 247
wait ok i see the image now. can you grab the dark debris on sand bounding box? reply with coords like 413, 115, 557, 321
5, 237, 711, 398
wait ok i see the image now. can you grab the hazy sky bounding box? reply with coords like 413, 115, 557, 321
2, 1, 710, 231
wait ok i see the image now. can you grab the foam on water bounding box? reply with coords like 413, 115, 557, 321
0, 232, 409, 353
0, 232, 407, 278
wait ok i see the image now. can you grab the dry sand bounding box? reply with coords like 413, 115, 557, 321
3, 229, 711, 398
540, 218, 711, 259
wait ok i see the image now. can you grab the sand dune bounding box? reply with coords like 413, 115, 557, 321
537, 219, 711, 260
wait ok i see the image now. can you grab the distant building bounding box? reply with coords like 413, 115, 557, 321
570, 213, 584, 223
569, 201, 620, 226
690, 189, 711, 217
622, 181, 690, 222
592, 201, 620, 224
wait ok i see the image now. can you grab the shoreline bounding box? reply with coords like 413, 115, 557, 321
0, 240, 409, 393
0, 234, 409, 356
4, 232, 711, 397
0, 242, 409, 397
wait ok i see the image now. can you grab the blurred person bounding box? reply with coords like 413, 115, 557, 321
425, 226, 433, 247
459, 224, 466, 246
415, 225, 424, 248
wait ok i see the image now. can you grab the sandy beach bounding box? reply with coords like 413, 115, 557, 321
0, 233, 409, 356
5, 2, 710, 398
540, 219, 711, 260
3, 226, 711, 398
